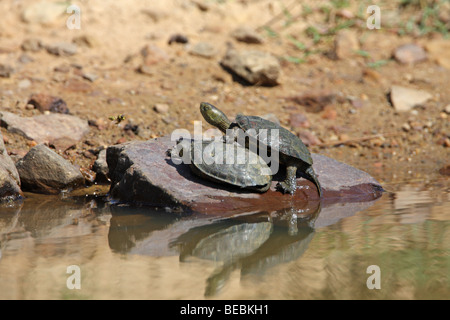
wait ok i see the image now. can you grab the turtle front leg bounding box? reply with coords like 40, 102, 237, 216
276, 165, 297, 194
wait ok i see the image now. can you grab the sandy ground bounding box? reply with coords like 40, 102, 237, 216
0, 0, 449, 192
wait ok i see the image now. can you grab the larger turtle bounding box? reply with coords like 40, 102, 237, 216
171, 139, 272, 192
199, 102, 322, 197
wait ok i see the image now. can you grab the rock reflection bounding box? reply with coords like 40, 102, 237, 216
112, 199, 380, 297
172, 204, 320, 297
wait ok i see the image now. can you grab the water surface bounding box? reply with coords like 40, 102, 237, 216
0, 180, 448, 300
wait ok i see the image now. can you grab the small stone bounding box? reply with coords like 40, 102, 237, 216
402, 123, 411, 132
363, 68, 382, 83
439, 164, 450, 176
393, 43, 427, 64
298, 130, 321, 146
72, 35, 97, 48
390, 85, 432, 112
16, 144, 85, 194
154, 103, 170, 114
289, 113, 309, 129
444, 104, 450, 114
334, 30, 359, 59
287, 90, 341, 113
82, 73, 98, 82
221, 49, 281, 86
231, 26, 264, 44
425, 40, 450, 70
80, 167, 96, 185
140, 44, 169, 65
444, 138, 450, 148
27, 93, 69, 114
21, 1, 66, 24
189, 42, 216, 58
141, 8, 168, 22
0, 64, 14, 78
21, 38, 43, 52
168, 34, 189, 45
321, 106, 337, 120
46, 42, 77, 56
92, 149, 110, 183
336, 9, 355, 19
18, 79, 32, 89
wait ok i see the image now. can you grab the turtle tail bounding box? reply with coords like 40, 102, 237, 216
305, 167, 322, 198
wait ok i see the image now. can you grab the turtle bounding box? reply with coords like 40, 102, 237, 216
199, 102, 322, 197
170, 139, 272, 192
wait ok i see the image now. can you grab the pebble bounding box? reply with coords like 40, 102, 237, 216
393, 43, 427, 64
333, 30, 359, 59
298, 130, 321, 146
0, 64, 14, 78
92, 149, 110, 183
27, 93, 69, 114
21, 38, 42, 52
168, 34, 189, 45
154, 103, 170, 114
231, 26, 264, 44
82, 73, 98, 82
425, 40, 450, 70
21, 1, 66, 24
402, 123, 411, 132
390, 85, 432, 112
220, 49, 281, 86
140, 44, 169, 65
321, 106, 337, 120
72, 35, 97, 48
46, 42, 77, 56
444, 104, 450, 114
18, 79, 32, 89
189, 42, 216, 58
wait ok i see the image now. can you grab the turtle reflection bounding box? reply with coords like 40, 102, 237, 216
170, 202, 321, 297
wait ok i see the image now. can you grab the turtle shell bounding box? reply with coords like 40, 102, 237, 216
235, 114, 313, 165
189, 140, 272, 191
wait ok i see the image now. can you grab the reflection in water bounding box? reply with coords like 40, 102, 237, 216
0, 182, 448, 299
169, 205, 320, 297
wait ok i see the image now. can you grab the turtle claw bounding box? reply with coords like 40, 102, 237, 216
276, 181, 296, 195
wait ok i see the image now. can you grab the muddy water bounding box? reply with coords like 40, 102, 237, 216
0, 180, 448, 300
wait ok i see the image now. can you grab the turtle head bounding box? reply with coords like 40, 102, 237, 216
200, 102, 232, 133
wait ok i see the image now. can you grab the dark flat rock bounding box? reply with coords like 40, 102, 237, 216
107, 136, 384, 215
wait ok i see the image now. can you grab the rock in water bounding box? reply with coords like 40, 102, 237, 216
0, 131, 22, 201
220, 49, 280, 86
16, 144, 85, 194
107, 136, 384, 215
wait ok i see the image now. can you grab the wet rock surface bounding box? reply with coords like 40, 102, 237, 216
107, 136, 383, 214
16, 144, 85, 194
0, 130, 22, 201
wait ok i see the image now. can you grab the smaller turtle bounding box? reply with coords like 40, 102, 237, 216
200, 102, 322, 197
170, 139, 272, 192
